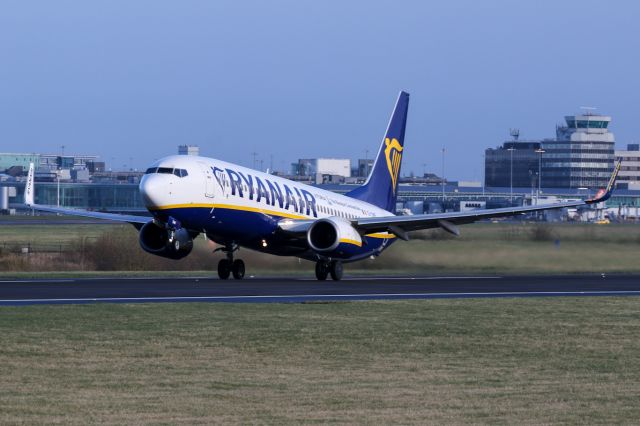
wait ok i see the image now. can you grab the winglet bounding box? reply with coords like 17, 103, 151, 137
24, 162, 35, 206
586, 159, 621, 204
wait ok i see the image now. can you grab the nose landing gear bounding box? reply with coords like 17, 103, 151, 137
315, 260, 343, 281
215, 243, 245, 280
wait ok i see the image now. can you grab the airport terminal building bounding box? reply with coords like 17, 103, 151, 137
543, 113, 615, 188
485, 112, 616, 189
2, 129, 640, 221
485, 141, 543, 188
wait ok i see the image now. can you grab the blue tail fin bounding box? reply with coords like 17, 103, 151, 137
346, 91, 409, 212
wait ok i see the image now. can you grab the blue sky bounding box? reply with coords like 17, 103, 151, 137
1, 0, 638, 180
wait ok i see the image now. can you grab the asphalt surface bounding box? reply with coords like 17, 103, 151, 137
1, 274, 640, 305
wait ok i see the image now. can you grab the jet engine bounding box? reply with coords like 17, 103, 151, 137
139, 221, 194, 260
307, 217, 362, 253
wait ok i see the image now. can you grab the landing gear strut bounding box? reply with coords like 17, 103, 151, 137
315, 260, 343, 281
216, 243, 245, 280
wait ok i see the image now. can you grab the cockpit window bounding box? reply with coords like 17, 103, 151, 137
145, 167, 189, 177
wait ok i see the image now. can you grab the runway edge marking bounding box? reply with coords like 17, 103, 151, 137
3, 290, 640, 306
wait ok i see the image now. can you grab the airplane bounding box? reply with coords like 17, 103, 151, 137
23, 91, 621, 280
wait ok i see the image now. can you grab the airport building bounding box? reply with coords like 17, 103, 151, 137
485, 112, 616, 189
615, 144, 640, 188
292, 158, 351, 178
542, 113, 615, 188
0, 153, 41, 176
4, 176, 640, 221
354, 159, 374, 178
2, 142, 639, 221
485, 141, 544, 188
178, 145, 200, 156
39, 154, 100, 172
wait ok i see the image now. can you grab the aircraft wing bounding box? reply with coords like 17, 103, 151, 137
23, 163, 151, 226
354, 160, 621, 240
278, 160, 620, 240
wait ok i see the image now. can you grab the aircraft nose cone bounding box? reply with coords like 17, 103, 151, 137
140, 175, 164, 208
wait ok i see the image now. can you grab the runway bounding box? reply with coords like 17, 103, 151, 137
1, 274, 640, 305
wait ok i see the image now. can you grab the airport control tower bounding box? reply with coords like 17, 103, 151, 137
542, 112, 615, 188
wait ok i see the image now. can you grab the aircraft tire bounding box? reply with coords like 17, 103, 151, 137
315, 262, 329, 280
329, 261, 343, 281
232, 259, 245, 280
218, 258, 231, 280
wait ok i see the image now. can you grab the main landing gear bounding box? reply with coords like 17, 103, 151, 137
216, 243, 245, 280
315, 260, 343, 281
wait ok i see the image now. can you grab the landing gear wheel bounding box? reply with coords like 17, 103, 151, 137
315, 262, 329, 281
329, 261, 343, 281
217, 258, 231, 280
232, 259, 245, 280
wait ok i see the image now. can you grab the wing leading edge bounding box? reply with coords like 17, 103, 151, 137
23, 163, 150, 225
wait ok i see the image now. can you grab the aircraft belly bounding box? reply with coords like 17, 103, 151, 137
155, 206, 279, 241
151, 205, 396, 263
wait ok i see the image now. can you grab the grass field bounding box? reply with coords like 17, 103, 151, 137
1, 221, 640, 275
0, 224, 111, 247
1, 298, 640, 424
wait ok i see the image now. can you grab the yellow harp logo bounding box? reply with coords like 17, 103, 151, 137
384, 137, 403, 194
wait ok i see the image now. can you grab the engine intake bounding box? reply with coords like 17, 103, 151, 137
139, 221, 193, 260
307, 217, 362, 253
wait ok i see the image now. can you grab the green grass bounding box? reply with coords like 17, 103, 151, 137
0, 224, 118, 247
1, 222, 640, 275
1, 298, 640, 424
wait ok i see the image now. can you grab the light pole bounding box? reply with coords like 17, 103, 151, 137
535, 148, 545, 205
507, 146, 516, 205
56, 169, 60, 207
441, 148, 446, 203
482, 153, 485, 198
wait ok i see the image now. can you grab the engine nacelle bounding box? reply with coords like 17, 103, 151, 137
307, 217, 363, 253
139, 221, 193, 260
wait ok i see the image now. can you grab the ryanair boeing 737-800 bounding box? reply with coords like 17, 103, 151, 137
23, 92, 620, 280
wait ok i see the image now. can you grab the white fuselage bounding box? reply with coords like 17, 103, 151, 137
140, 155, 393, 223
